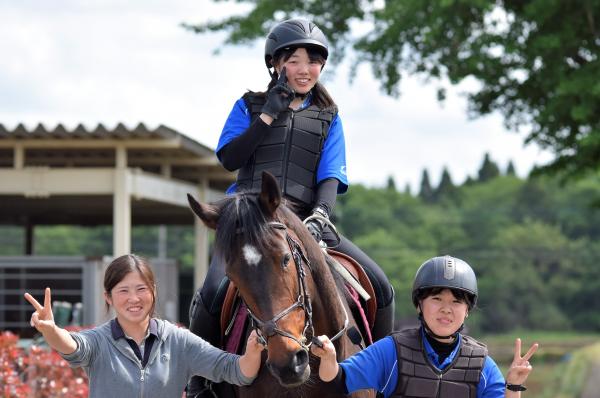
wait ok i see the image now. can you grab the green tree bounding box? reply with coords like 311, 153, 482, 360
505, 160, 516, 177
418, 169, 435, 203
386, 175, 396, 191
477, 153, 500, 182
189, 1, 600, 177
435, 167, 457, 202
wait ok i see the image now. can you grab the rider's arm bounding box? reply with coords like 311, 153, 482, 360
218, 117, 272, 171
217, 97, 281, 172
313, 178, 338, 216
316, 114, 348, 195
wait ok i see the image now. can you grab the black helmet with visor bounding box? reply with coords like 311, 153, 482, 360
412, 255, 478, 309
264, 18, 329, 74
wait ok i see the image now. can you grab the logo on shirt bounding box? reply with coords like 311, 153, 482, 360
340, 165, 347, 176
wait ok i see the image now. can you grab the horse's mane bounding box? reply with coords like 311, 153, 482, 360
213, 193, 275, 263
213, 192, 328, 276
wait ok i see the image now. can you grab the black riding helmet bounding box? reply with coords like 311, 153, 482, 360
412, 255, 478, 310
264, 18, 329, 73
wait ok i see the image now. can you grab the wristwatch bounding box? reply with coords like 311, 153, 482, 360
505, 383, 527, 391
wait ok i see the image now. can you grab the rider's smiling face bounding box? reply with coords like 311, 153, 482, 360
276, 47, 324, 95
419, 288, 468, 340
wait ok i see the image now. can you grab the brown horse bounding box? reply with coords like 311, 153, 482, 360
187, 171, 374, 398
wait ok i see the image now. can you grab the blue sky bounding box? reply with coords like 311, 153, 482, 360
0, 0, 553, 192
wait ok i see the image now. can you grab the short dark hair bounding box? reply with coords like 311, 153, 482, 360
415, 287, 476, 310
104, 254, 157, 316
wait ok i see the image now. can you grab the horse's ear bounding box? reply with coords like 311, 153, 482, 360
258, 171, 281, 217
187, 193, 219, 229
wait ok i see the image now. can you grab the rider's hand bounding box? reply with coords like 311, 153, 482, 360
261, 67, 295, 119
24, 287, 56, 335
505, 338, 538, 387
306, 219, 324, 242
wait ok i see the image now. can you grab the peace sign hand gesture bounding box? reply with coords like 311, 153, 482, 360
261, 66, 295, 119
505, 338, 539, 387
24, 287, 56, 334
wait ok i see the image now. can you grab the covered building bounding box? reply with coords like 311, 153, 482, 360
0, 122, 233, 332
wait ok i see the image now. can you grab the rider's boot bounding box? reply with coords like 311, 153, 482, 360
186, 277, 230, 398
371, 288, 395, 341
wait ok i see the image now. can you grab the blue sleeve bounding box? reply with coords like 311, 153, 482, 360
316, 113, 348, 194
215, 98, 251, 158
339, 336, 398, 397
477, 356, 506, 398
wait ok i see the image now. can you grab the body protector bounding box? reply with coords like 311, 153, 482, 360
390, 328, 487, 398
237, 92, 335, 206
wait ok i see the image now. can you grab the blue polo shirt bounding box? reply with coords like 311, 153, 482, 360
339, 329, 507, 397
216, 95, 348, 195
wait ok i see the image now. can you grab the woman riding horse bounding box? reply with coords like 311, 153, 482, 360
188, 172, 375, 397
187, 18, 394, 397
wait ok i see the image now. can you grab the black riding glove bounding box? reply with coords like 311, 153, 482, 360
306, 219, 324, 242
261, 67, 295, 119
305, 207, 328, 243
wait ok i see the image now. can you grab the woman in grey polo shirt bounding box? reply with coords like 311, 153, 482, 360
24, 254, 264, 398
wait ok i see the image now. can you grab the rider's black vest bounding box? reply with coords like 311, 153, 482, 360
238, 92, 336, 206
390, 328, 487, 398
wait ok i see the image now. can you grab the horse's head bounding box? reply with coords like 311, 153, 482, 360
188, 172, 316, 387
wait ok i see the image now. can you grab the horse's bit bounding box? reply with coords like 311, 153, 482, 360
244, 221, 348, 350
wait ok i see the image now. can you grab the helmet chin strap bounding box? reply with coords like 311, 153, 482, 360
418, 309, 464, 341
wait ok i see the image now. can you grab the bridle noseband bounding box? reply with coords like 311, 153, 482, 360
244, 221, 348, 350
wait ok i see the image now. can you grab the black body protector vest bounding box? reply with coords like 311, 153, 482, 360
237, 92, 336, 206
390, 328, 487, 398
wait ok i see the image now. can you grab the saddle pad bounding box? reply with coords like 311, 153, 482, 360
326, 249, 377, 330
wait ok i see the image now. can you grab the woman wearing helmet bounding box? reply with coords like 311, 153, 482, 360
311, 255, 539, 398
187, 18, 395, 397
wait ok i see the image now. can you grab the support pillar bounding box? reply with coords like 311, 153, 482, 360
193, 177, 210, 291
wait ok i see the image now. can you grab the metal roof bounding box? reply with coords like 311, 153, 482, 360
0, 122, 215, 158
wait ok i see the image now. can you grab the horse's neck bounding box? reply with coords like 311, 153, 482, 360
310, 257, 348, 338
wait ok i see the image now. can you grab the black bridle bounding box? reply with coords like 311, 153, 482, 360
244, 221, 348, 350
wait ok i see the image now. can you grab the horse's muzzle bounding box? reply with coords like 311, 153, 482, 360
266, 348, 311, 387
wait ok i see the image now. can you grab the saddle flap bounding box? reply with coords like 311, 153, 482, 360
326, 249, 377, 330
220, 282, 239, 343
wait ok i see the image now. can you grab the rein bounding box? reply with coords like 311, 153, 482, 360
244, 221, 348, 350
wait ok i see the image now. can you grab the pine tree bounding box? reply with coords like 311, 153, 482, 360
419, 169, 435, 203
436, 167, 456, 200
386, 175, 396, 191
506, 160, 516, 176
477, 153, 500, 182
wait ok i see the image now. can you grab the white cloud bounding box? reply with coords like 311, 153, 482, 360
0, 0, 553, 192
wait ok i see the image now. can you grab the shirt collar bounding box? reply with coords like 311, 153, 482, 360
420, 327, 462, 370
297, 91, 313, 110
111, 318, 158, 340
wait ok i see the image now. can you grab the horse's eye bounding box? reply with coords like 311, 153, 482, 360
282, 253, 292, 268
